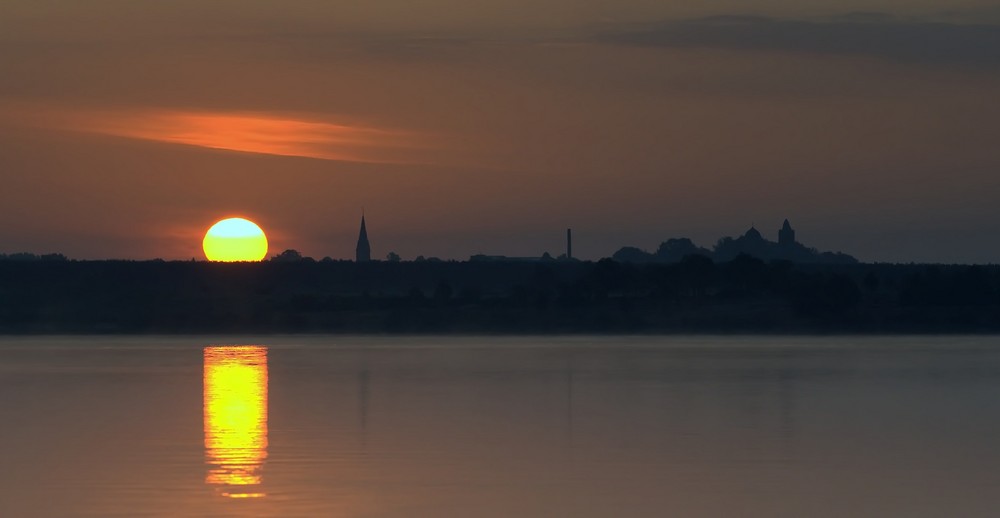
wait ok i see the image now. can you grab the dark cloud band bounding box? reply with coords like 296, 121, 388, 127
600, 14, 1000, 67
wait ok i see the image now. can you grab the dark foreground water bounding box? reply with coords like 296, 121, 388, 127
1, 336, 999, 517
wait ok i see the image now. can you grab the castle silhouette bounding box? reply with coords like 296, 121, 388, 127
613, 219, 856, 264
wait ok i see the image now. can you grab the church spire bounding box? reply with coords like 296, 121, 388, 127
779, 218, 796, 246
356, 211, 371, 262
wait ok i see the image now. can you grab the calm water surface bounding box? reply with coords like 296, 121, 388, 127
1, 335, 999, 517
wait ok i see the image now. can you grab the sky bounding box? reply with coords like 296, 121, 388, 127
2, 1, 1000, 262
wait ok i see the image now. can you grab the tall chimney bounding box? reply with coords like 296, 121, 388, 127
566, 228, 573, 260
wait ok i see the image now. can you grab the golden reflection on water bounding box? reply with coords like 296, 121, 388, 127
203, 346, 268, 498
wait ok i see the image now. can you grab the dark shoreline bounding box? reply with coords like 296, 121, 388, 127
2, 258, 1000, 335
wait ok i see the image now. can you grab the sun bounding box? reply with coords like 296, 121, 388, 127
203, 218, 268, 262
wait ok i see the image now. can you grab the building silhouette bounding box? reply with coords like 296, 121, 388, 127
712, 219, 854, 263
743, 225, 764, 242
356, 213, 371, 263
779, 219, 796, 246
613, 218, 856, 264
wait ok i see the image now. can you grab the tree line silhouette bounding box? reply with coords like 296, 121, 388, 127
2, 254, 999, 333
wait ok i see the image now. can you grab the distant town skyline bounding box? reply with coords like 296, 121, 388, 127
0, 217, 857, 265
0, 214, 984, 263
2, 1, 1000, 263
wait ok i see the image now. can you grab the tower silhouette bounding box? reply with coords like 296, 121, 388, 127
356, 212, 371, 263
779, 219, 796, 246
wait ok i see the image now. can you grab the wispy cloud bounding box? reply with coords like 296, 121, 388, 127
16, 104, 435, 164
599, 14, 1000, 67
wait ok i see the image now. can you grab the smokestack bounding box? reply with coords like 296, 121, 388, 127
566, 228, 572, 260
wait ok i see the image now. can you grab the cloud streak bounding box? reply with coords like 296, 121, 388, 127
17, 105, 435, 164
599, 14, 1000, 67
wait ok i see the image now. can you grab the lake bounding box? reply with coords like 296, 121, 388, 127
1, 335, 999, 517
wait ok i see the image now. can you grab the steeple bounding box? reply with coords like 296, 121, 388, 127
356, 211, 371, 263
779, 219, 796, 246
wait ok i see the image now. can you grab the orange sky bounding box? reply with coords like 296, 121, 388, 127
2, 1, 1000, 261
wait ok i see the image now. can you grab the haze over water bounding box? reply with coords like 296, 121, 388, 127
1, 335, 999, 517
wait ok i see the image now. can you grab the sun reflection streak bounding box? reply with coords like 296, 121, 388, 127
204, 346, 268, 499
